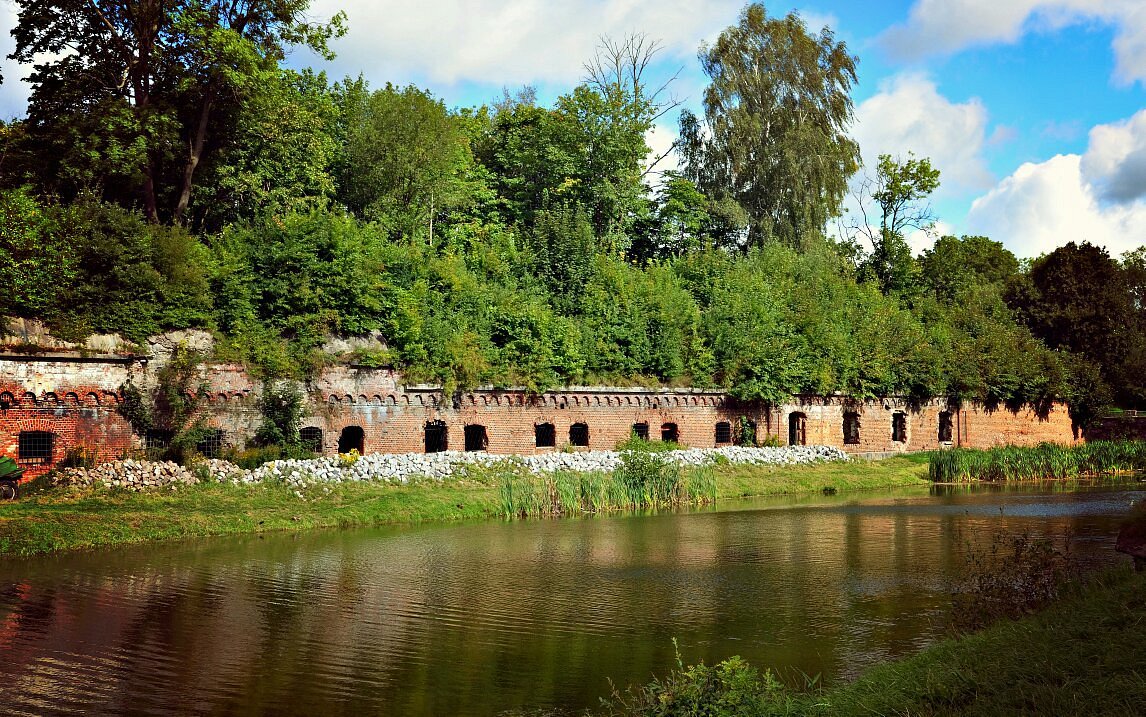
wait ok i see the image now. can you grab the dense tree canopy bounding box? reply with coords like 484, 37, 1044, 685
0, 2, 1139, 428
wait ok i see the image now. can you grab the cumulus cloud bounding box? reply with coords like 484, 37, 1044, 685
851, 73, 994, 197
881, 0, 1146, 86
1080, 109, 1146, 204
966, 113, 1146, 257
304, 0, 744, 88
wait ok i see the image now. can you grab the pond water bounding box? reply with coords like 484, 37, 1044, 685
0, 481, 1142, 716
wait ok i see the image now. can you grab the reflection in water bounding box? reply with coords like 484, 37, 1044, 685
0, 483, 1140, 716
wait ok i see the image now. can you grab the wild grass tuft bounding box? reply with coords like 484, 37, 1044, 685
928, 440, 1146, 482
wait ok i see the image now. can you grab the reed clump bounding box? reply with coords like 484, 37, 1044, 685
928, 440, 1146, 482
498, 447, 717, 518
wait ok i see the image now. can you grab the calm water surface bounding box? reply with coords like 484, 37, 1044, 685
0, 481, 1142, 716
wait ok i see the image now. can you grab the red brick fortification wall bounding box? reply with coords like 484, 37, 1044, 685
0, 351, 1080, 475
765, 397, 1076, 455
307, 386, 1076, 457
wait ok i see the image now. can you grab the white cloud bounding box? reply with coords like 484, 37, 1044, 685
305, 0, 744, 89
881, 0, 1146, 86
966, 116, 1146, 257
1080, 109, 1146, 204
0, 2, 30, 119
643, 122, 679, 182
851, 73, 994, 197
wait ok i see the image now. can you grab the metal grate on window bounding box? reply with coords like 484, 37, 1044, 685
632, 422, 649, 441
299, 427, 323, 453
535, 423, 556, 448
715, 422, 732, 444
196, 429, 225, 458
569, 423, 590, 447
18, 431, 54, 465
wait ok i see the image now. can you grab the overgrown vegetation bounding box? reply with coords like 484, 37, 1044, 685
928, 440, 1146, 482
118, 346, 212, 463
0, 2, 1139, 424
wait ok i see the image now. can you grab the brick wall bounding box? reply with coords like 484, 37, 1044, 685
0, 354, 1079, 481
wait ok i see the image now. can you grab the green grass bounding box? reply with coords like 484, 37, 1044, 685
928, 440, 1146, 482
0, 454, 930, 557
607, 568, 1146, 716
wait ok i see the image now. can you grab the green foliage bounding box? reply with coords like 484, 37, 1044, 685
0, 188, 76, 318
851, 153, 941, 296
339, 81, 483, 237
254, 381, 306, 447
8, 0, 346, 223
927, 441, 1146, 482
605, 648, 794, 717
149, 346, 212, 464
224, 444, 316, 470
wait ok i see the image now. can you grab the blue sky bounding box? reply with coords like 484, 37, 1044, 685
3, 0, 1146, 258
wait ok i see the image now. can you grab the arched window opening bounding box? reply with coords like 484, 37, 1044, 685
843, 412, 861, 445
464, 424, 488, 452
17, 431, 54, 465
339, 426, 366, 454
715, 421, 732, 444
569, 423, 590, 447
632, 422, 649, 441
788, 412, 807, 446
535, 423, 556, 448
424, 421, 447, 453
892, 412, 908, 443
300, 427, 323, 453
938, 411, 954, 443
661, 422, 679, 444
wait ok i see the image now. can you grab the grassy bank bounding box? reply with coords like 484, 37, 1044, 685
929, 440, 1146, 482
0, 455, 931, 557
608, 567, 1146, 716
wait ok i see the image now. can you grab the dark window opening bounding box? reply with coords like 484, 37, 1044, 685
144, 429, 174, 451
843, 412, 860, 445
632, 422, 649, 441
300, 427, 323, 453
339, 425, 366, 454
715, 421, 732, 444
535, 423, 556, 448
464, 424, 488, 452
661, 422, 679, 443
18, 431, 54, 465
569, 423, 590, 447
424, 421, 447, 453
892, 412, 908, 443
196, 429, 225, 459
938, 412, 954, 443
788, 412, 807, 446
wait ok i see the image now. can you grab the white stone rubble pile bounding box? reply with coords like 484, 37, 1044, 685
59, 459, 199, 491
219, 444, 848, 488
59, 445, 848, 492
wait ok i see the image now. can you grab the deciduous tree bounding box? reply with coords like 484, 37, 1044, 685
680, 3, 859, 250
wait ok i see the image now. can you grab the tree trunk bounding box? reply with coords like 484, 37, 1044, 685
173, 85, 216, 225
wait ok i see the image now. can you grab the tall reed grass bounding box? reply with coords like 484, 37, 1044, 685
928, 440, 1146, 482
498, 448, 717, 518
